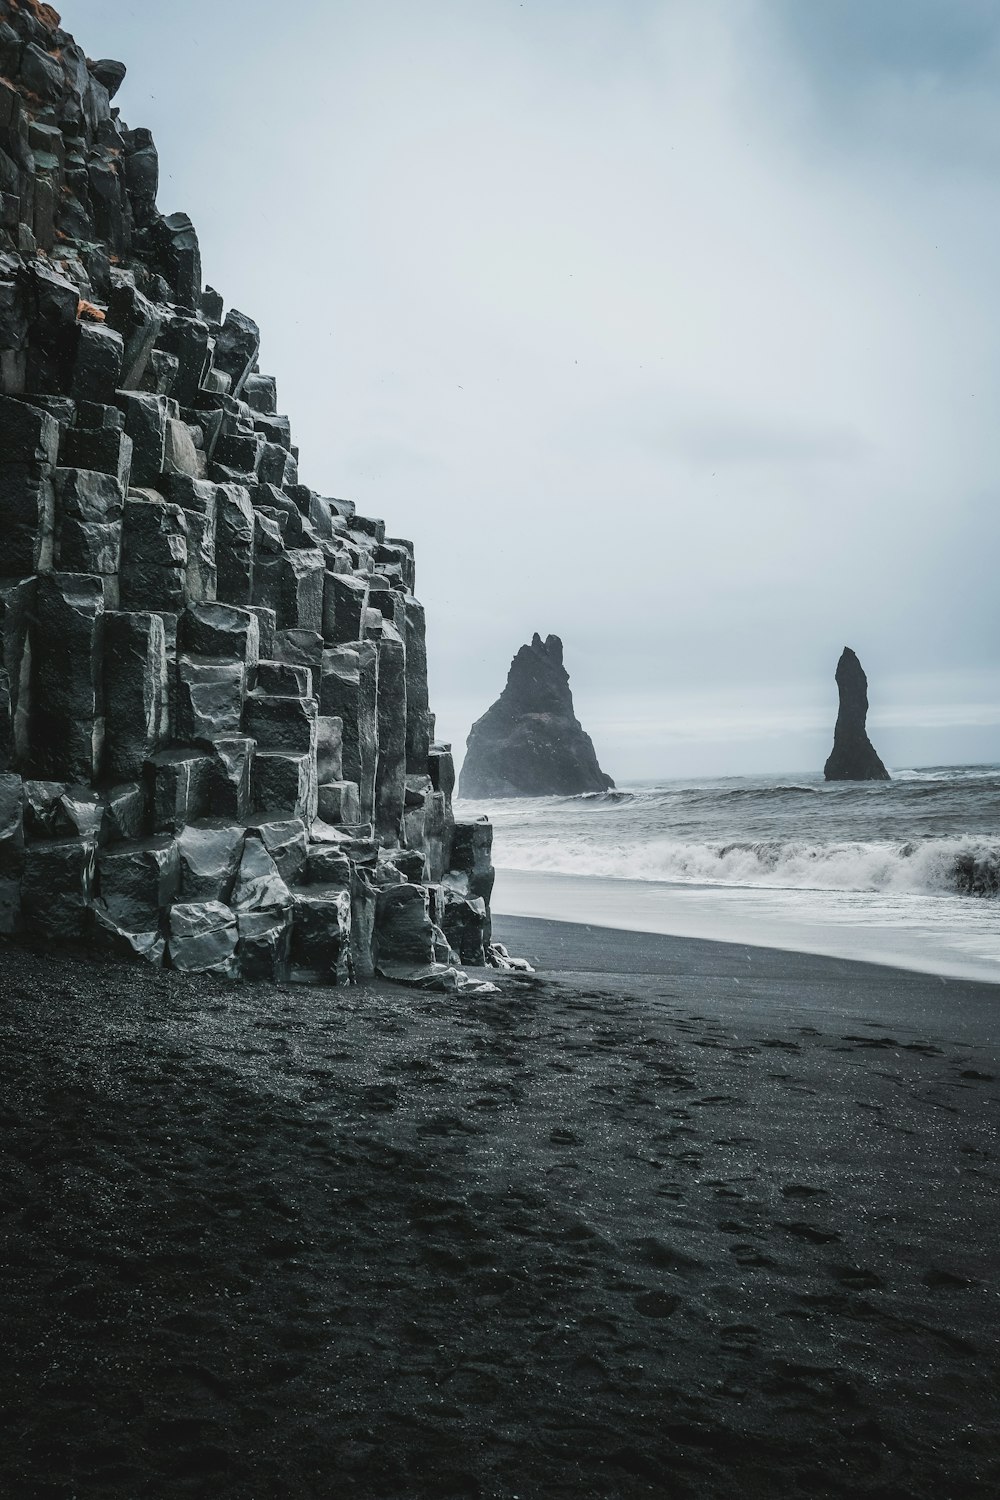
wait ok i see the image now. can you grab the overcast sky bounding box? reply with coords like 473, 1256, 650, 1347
65, 0, 1000, 777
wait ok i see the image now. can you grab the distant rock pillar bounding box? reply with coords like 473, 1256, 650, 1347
823, 647, 890, 782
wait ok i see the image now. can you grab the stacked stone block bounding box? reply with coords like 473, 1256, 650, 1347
0, 0, 500, 987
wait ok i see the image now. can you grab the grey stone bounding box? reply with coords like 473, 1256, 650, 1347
230, 836, 291, 914
253, 546, 324, 631
22, 837, 96, 942
177, 819, 244, 901
317, 780, 361, 826
163, 417, 205, 480
61, 425, 133, 489
22, 779, 67, 839
0, 771, 24, 880
71, 322, 123, 404
290, 886, 351, 984
103, 781, 148, 842
215, 483, 254, 604
157, 312, 211, 405
119, 490, 188, 610
244, 690, 317, 754
168, 899, 237, 976
375, 882, 435, 968
375, 959, 461, 993
0, 578, 34, 768
243, 374, 277, 414
404, 596, 431, 775
257, 441, 296, 488
208, 734, 253, 821
176, 657, 245, 744
211, 308, 259, 399
91, 910, 165, 966
116, 392, 171, 487
375, 624, 406, 846
106, 275, 162, 389
245, 817, 308, 884
246, 605, 276, 657
349, 867, 377, 980
146, 747, 212, 833
305, 845, 351, 886
103, 611, 169, 779
214, 429, 262, 475
52, 787, 107, 842
272, 628, 323, 695
97, 834, 179, 928
89, 58, 127, 99
180, 601, 259, 665
321, 571, 368, 644
237, 908, 291, 981
0, 461, 55, 574
0, 393, 59, 465
139, 350, 178, 396
151, 212, 202, 310
253, 748, 316, 821
319, 642, 378, 824
163, 477, 217, 603
316, 715, 343, 783
253, 660, 310, 697
428, 744, 456, 808
447, 818, 496, 936
29, 572, 104, 783
441, 890, 488, 966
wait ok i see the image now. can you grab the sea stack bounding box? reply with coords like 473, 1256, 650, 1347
823, 647, 891, 782
0, 0, 498, 987
459, 634, 614, 798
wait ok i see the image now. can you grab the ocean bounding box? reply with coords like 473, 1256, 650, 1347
457, 764, 1000, 983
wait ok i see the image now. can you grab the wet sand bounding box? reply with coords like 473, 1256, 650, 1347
1, 925, 998, 1498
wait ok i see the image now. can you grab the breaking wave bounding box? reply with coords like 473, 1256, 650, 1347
497, 834, 1000, 897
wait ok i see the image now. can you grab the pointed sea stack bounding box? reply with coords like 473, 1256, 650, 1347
823, 647, 890, 782
459, 634, 614, 798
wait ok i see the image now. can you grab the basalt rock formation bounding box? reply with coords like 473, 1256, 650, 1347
459, 633, 614, 798
0, 0, 503, 988
823, 647, 890, 783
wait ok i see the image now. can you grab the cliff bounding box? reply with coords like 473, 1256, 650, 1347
0, 0, 503, 987
459, 633, 614, 798
823, 647, 891, 782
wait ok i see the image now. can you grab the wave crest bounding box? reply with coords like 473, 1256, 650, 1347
497, 834, 1000, 897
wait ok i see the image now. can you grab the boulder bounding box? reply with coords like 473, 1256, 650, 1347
180, 601, 259, 665
245, 816, 308, 884
21, 837, 96, 942
168, 899, 237, 976
176, 819, 243, 901
290, 887, 351, 984
97, 834, 180, 929
176, 657, 245, 744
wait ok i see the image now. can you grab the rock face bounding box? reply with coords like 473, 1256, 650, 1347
0, 0, 506, 988
823, 647, 890, 782
459, 634, 614, 798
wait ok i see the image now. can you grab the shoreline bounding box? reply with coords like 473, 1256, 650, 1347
491, 865, 1000, 986
493, 912, 1000, 1043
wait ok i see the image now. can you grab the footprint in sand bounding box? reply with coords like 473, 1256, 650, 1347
633, 1289, 682, 1319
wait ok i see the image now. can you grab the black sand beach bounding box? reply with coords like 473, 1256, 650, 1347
1, 923, 998, 1498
